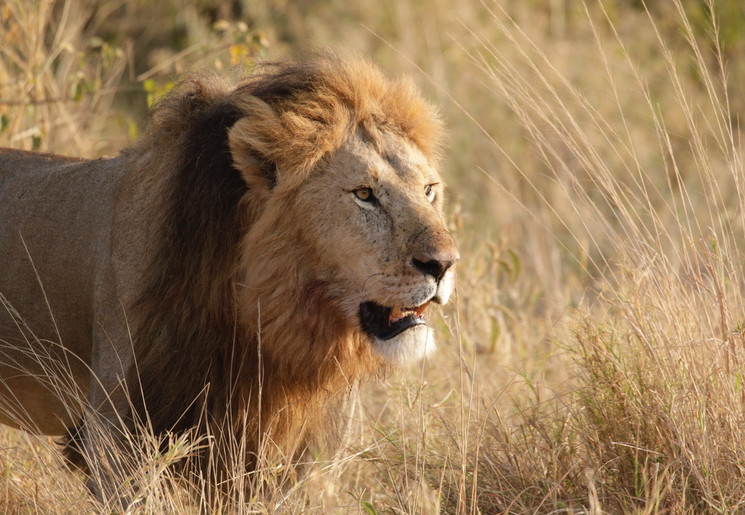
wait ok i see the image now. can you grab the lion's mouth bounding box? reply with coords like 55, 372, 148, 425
359, 301, 431, 340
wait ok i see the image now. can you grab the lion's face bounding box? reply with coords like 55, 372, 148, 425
294, 128, 459, 363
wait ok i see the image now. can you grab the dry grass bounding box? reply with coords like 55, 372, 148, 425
2, 0, 745, 512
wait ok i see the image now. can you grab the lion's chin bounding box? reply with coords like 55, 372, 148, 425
370, 325, 436, 364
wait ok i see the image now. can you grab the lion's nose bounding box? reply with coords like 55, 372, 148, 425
412, 250, 459, 281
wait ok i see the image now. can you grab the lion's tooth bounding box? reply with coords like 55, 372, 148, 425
389, 307, 406, 323
415, 302, 431, 317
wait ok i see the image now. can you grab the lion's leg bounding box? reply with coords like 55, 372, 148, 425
79, 410, 142, 509
74, 383, 146, 510
79, 321, 140, 507
58, 423, 87, 471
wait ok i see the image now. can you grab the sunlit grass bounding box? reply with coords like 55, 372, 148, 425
2, 0, 745, 512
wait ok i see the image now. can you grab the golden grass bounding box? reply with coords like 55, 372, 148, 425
2, 0, 745, 512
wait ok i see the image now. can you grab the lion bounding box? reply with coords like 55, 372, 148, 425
0, 54, 458, 502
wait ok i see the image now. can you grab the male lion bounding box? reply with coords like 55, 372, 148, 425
0, 54, 458, 501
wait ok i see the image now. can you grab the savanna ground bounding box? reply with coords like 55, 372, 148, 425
2, 0, 745, 512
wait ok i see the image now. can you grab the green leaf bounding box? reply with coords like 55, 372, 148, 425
127, 120, 138, 141
72, 79, 88, 102
361, 501, 378, 515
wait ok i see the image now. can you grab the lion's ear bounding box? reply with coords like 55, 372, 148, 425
228, 97, 281, 193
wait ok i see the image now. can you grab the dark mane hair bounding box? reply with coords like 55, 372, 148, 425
130, 90, 247, 435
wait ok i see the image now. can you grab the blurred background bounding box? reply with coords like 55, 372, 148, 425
2, 0, 745, 512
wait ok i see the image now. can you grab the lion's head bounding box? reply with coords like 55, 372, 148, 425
227, 55, 459, 366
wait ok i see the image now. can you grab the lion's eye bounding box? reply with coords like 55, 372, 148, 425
353, 186, 375, 203
425, 184, 437, 203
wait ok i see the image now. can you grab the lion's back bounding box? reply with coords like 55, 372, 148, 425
0, 148, 86, 192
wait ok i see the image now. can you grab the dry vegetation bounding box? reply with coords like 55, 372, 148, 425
2, 0, 745, 512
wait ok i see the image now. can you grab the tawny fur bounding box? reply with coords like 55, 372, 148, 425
0, 53, 456, 491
